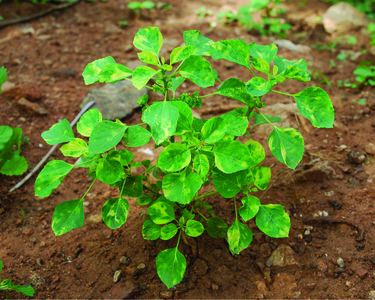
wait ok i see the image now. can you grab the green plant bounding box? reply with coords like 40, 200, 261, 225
0, 259, 35, 297
353, 61, 375, 86
128, 0, 155, 11
195, 6, 212, 19
34, 27, 334, 288
368, 23, 375, 46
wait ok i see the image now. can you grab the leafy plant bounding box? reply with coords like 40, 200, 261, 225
35, 26, 334, 288
353, 61, 375, 86
0, 259, 35, 297
128, 0, 155, 11
219, 0, 291, 37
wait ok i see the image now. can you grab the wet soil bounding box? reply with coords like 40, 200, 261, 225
0, 0, 374, 298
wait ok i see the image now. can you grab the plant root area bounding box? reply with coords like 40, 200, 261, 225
0, 0, 374, 298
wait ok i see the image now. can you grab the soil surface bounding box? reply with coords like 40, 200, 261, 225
0, 0, 374, 299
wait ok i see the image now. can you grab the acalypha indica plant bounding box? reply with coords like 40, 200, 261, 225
34, 27, 334, 288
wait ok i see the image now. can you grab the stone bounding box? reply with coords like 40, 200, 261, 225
81, 80, 147, 120
17, 98, 48, 115
336, 257, 345, 268
323, 2, 368, 34
266, 244, 298, 267
348, 150, 367, 165
120, 256, 131, 266
113, 270, 122, 283
159, 290, 174, 299
274, 39, 311, 53
369, 290, 375, 300
365, 143, 375, 155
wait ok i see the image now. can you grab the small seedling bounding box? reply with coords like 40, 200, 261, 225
128, 0, 155, 11
195, 6, 212, 19
0, 259, 35, 297
354, 61, 375, 87
35, 26, 334, 288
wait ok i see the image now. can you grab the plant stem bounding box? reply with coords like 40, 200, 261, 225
119, 178, 127, 198
195, 190, 218, 201
233, 198, 238, 220
80, 179, 96, 200
201, 92, 216, 99
196, 210, 208, 221
176, 230, 182, 249
272, 89, 294, 97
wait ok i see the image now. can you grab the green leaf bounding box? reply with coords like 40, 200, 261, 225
82, 56, 116, 85
211, 40, 250, 67
293, 86, 334, 128
268, 127, 304, 169
41, 119, 74, 145
0, 66, 8, 91
123, 125, 151, 147
183, 30, 214, 56
160, 223, 178, 240
162, 170, 203, 204
227, 220, 253, 255
273, 57, 310, 82
35, 160, 73, 198
60, 138, 88, 158
201, 117, 226, 144
142, 101, 179, 144
138, 51, 159, 65
0, 153, 28, 176
249, 43, 278, 73
220, 109, 249, 136
212, 170, 248, 199
96, 156, 124, 185
247, 139, 265, 167
137, 194, 152, 206
157, 143, 191, 173
131, 65, 159, 89
102, 198, 129, 229
185, 220, 204, 237
215, 78, 252, 104
170, 101, 193, 134
252, 166, 271, 190
147, 199, 175, 225
179, 56, 216, 88
11, 284, 35, 297
169, 77, 185, 92
214, 140, 251, 174
253, 112, 282, 125
0, 125, 13, 150
0, 259, 3, 272
88, 121, 126, 154
133, 26, 163, 56
122, 176, 143, 197
170, 45, 195, 64
77, 108, 102, 137
98, 63, 132, 83
193, 153, 210, 177
156, 248, 186, 289
142, 218, 161, 240
206, 217, 228, 239
52, 199, 84, 236
256, 204, 290, 238
239, 195, 261, 222
247, 76, 272, 96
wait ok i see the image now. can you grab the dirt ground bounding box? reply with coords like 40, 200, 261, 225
0, 0, 374, 298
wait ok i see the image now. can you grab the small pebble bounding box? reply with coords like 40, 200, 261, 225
120, 256, 131, 266
365, 143, 375, 155
113, 270, 122, 283
159, 290, 173, 299
211, 283, 219, 290
337, 257, 345, 268
369, 290, 375, 300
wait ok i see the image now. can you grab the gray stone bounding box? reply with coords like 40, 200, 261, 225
113, 270, 122, 283
81, 80, 147, 120
336, 257, 345, 268
323, 2, 368, 34
274, 39, 311, 53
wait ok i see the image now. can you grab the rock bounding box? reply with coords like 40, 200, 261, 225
295, 159, 336, 183
17, 97, 48, 115
211, 283, 219, 290
365, 143, 375, 155
87, 214, 102, 224
369, 290, 375, 300
113, 270, 122, 283
81, 80, 146, 120
133, 263, 146, 277
323, 2, 369, 34
107, 280, 136, 298
336, 257, 345, 268
120, 256, 131, 266
192, 258, 209, 277
266, 244, 298, 267
274, 39, 311, 53
348, 150, 367, 165
159, 290, 174, 299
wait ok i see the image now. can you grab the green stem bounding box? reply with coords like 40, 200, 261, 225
272, 89, 294, 97
119, 178, 127, 198
80, 179, 96, 200
176, 230, 182, 249
233, 198, 238, 220
195, 190, 218, 201
201, 92, 216, 99
196, 210, 208, 221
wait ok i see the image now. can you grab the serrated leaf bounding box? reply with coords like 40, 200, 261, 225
131, 65, 159, 89
256, 204, 290, 238
147, 199, 175, 225
123, 125, 151, 147
88, 121, 126, 154
268, 127, 304, 169
214, 140, 251, 174
52, 199, 84, 236
239, 195, 261, 221
41, 119, 74, 145
156, 248, 186, 288
60, 138, 88, 158
162, 170, 203, 204
179, 56, 216, 88
211, 39, 250, 67
141, 101, 179, 144
157, 143, 191, 173
35, 160, 73, 198
133, 26, 163, 56
293, 86, 334, 128
102, 197, 129, 229
185, 220, 204, 237
227, 220, 253, 255
77, 108, 102, 137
